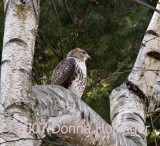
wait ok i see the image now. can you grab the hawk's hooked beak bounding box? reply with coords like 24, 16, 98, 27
87, 54, 91, 60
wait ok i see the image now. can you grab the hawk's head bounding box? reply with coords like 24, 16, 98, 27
66, 48, 91, 62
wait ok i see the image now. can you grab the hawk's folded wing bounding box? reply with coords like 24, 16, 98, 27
51, 57, 76, 86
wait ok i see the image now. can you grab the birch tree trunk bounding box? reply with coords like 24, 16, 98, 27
1, 0, 40, 145
110, 1, 160, 145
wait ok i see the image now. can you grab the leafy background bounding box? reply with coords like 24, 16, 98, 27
0, 0, 159, 145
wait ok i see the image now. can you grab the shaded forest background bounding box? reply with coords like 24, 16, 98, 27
0, 0, 159, 145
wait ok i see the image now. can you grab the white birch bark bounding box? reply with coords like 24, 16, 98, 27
0, 0, 40, 145
127, 1, 160, 113
110, 1, 160, 146
31, 85, 145, 146
32, 85, 138, 146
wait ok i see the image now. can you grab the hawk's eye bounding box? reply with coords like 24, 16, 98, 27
82, 51, 86, 54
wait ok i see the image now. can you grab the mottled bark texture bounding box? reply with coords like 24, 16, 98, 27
32, 85, 140, 146
0, 0, 40, 145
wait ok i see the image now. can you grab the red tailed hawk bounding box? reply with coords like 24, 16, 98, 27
51, 48, 91, 98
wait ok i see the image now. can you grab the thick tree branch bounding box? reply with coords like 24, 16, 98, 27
31, 85, 146, 146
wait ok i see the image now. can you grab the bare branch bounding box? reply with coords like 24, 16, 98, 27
103, 66, 160, 82
150, 116, 158, 146
51, 0, 65, 58
77, 0, 96, 35
141, 36, 158, 47
89, 21, 111, 53
133, 0, 160, 14
64, 0, 76, 25
38, 31, 62, 59
33, 62, 42, 84
104, 57, 131, 82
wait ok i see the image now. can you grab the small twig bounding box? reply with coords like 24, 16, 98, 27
145, 36, 158, 43
0, 112, 58, 144
104, 57, 131, 82
150, 116, 158, 146
64, 0, 76, 25
69, 0, 76, 7
0, 112, 27, 126
77, 0, 96, 35
134, 67, 160, 72
51, 0, 65, 58
0, 112, 41, 135
133, 0, 160, 14
103, 66, 160, 82
32, 72, 41, 84
90, 20, 111, 53
33, 62, 42, 84
0, 138, 41, 145
37, 134, 58, 145
38, 31, 62, 59
141, 36, 158, 47
0, 112, 54, 144
147, 115, 160, 142
152, 113, 160, 125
